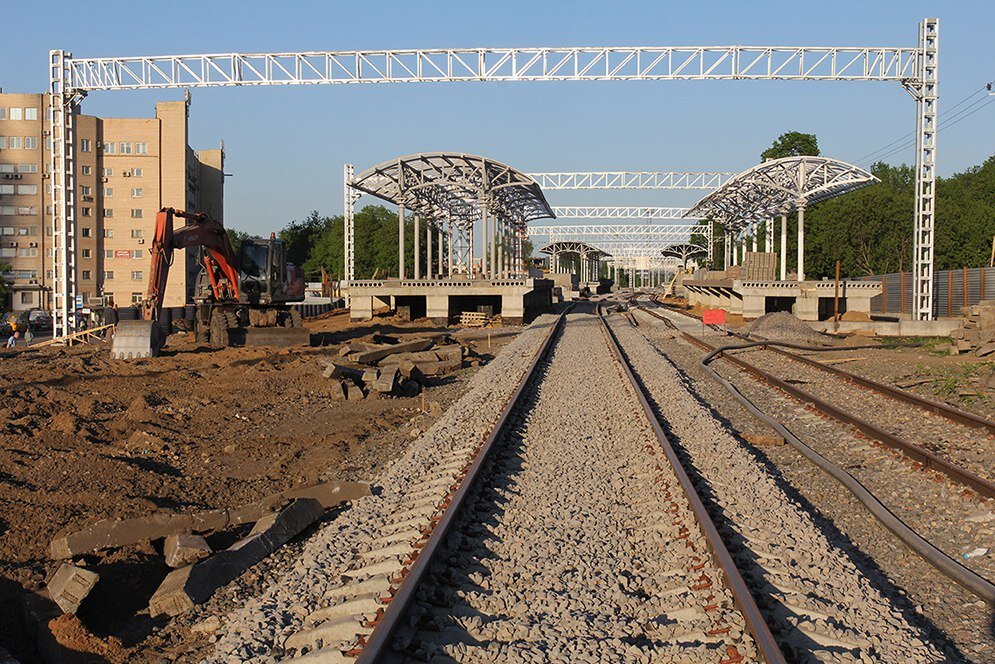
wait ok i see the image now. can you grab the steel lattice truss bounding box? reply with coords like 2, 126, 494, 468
686, 156, 877, 229
529, 223, 702, 242
552, 206, 697, 220
349, 153, 554, 228
530, 172, 734, 190
662, 243, 708, 261
65, 46, 919, 90
538, 241, 610, 258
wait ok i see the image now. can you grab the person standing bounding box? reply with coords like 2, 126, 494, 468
6, 330, 19, 349
23, 327, 33, 346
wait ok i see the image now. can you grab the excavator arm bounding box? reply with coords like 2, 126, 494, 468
142, 208, 240, 321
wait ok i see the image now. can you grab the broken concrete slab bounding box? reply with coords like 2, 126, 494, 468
329, 380, 348, 400
47, 564, 99, 614
321, 362, 363, 380
346, 383, 365, 401
164, 533, 212, 568
361, 368, 380, 384
338, 342, 373, 357
372, 367, 399, 393
976, 342, 995, 357
51, 480, 370, 559
149, 498, 324, 616
349, 338, 434, 364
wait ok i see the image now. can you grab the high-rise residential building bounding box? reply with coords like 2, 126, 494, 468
0, 93, 223, 312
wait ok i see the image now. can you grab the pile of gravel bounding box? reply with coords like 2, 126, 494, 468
743, 311, 828, 343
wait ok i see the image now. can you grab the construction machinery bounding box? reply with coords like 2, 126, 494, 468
112, 207, 306, 359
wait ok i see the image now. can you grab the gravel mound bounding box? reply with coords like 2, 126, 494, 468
743, 311, 827, 343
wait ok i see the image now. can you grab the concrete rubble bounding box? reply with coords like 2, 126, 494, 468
164, 533, 213, 568
949, 301, 995, 356
47, 563, 99, 614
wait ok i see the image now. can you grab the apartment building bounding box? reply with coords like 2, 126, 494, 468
0, 92, 223, 312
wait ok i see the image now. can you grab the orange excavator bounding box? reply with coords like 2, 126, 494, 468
111, 207, 306, 359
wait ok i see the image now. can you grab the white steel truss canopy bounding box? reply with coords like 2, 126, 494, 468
64, 46, 919, 90
686, 156, 877, 229
528, 223, 701, 242
45, 18, 941, 337
662, 243, 708, 260
552, 206, 696, 220
539, 241, 610, 259
349, 153, 554, 227
529, 172, 734, 190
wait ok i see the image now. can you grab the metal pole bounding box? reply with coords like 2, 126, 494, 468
780, 214, 788, 280
797, 203, 806, 282
912, 17, 939, 321
414, 214, 421, 280
766, 217, 774, 253
344, 164, 356, 286
426, 217, 432, 279
447, 219, 454, 277
398, 204, 406, 279
438, 224, 444, 277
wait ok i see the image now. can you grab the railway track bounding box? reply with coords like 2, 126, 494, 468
636, 303, 995, 499
283, 305, 781, 663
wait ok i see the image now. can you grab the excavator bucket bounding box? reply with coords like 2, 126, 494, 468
111, 320, 166, 359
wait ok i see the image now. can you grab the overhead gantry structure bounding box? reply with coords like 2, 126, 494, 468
346, 153, 554, 281
686, 156, 877, 280
662, 243, 709, 270
529, 221, 712, 263
529, 172, 734, 190
47, 19, 939, 332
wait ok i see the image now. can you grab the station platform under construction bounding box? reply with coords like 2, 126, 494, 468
347, 278, 555, 325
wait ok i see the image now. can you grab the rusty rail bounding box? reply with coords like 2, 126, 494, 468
597, 304, 786, 664
636, 305, 995, 500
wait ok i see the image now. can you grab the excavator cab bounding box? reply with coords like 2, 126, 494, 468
237, 238, 305, 305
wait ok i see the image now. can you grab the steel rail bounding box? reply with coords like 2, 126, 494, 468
597, 304, 787, 664
354, 308, 570, 663
629, 305, 995, 606
649, 301, 995, 435
637, 305, 995, 499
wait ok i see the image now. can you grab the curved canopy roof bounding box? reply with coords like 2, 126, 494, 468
350, 152, 555, 228
686, 156, 877, 231
661, 243, 708, 259
538, 241, 610, 259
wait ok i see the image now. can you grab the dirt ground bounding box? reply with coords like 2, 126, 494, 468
0, 310, 519, 663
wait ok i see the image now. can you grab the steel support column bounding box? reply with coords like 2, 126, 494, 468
414, 214, 421, 280
780, 214, 788, 280
398, 204, 406, 279
911, 18, 939, 320
344, 163, 358, 285
796, 203, 806, 282
49, 50, 79, 336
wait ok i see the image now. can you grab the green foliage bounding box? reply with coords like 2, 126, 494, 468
225, 228, 253, 256
0, 262, 10, 310
279, 210, 330, 268
690, 220, 722, 270
761, 131, 820, 161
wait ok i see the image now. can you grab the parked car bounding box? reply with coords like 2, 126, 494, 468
15, 308, 52, 331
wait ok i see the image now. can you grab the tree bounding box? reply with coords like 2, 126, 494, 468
226, 228, 252, 256
279, 210, 330, 267
690, 219, 722, 270
761, 131, 820, 161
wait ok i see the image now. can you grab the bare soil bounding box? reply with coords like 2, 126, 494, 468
0, 311, 519, 662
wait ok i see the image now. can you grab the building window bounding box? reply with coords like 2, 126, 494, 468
130, 229, 144, 239
103, 271, 114, 280
45, 270, 53, 279
82, 270, 92, 280
17, 163, 38, 174
0, 108, 5, 119
132, 167, 143, 177
102, 142, 116, 154
16, 185, 37, 195
24, 108, 38, 121
104, 188, 113, 197
20, 292, 33, 305
103, 208, 113, 218
130, 209, 142, 219
131, 249, 143, 259
103, 249, 113, 258
23, 137, 37, 149
82, 249, 92, 259
131, 270, 143, 281
81, 227, 92, 237
81, 207, 91, 217
0, 136, 5, 149
81, 185, 91, 196
16, 247, 38, 257
0, 207, 12, 215
81, 165, 92, 176
101, 167, 113, 177
9, 108, 22, 121
16, 207, 37, 216
0, 165, 12, 173
0, 185, 13, 195
131, 292, 143, 305
80, 139, 91, 152
119, 142, 133, 155
9, 137, 22, 149
0, 247, 12, 257
15, 227, 35, 235
14, 270, 38, 280
131, 188, 142, 198
135, 143, 148, 155
103, 229, 114, 238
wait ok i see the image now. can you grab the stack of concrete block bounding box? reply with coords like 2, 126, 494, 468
951, 301, 995, 356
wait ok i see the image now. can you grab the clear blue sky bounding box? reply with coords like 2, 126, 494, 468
1, 0, 993, 234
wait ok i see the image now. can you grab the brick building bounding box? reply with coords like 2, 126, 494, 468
0, 93, 223, 312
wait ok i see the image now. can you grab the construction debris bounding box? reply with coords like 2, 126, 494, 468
164, 533, 212, 568
47, 563, 100, 614
50, 480, 370, 559
460, 311, 490, 327
149, 498, 324, 616
951, 301, 995, 356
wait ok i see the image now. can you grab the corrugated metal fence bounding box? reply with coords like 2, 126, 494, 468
863, 267, 995, 318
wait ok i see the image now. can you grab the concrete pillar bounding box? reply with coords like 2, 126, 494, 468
438, 224, 444, 278
398, 204, 405, 279
741, 239, 747, 265
780, 214, 788, 281
426, 293, 448, 323
490, 213, 497, 282
731, 236, 738, 266
750, 229, 757, 253
796, 203, 806, 282
447, 221, 454, 277
496, 219, 505, 279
